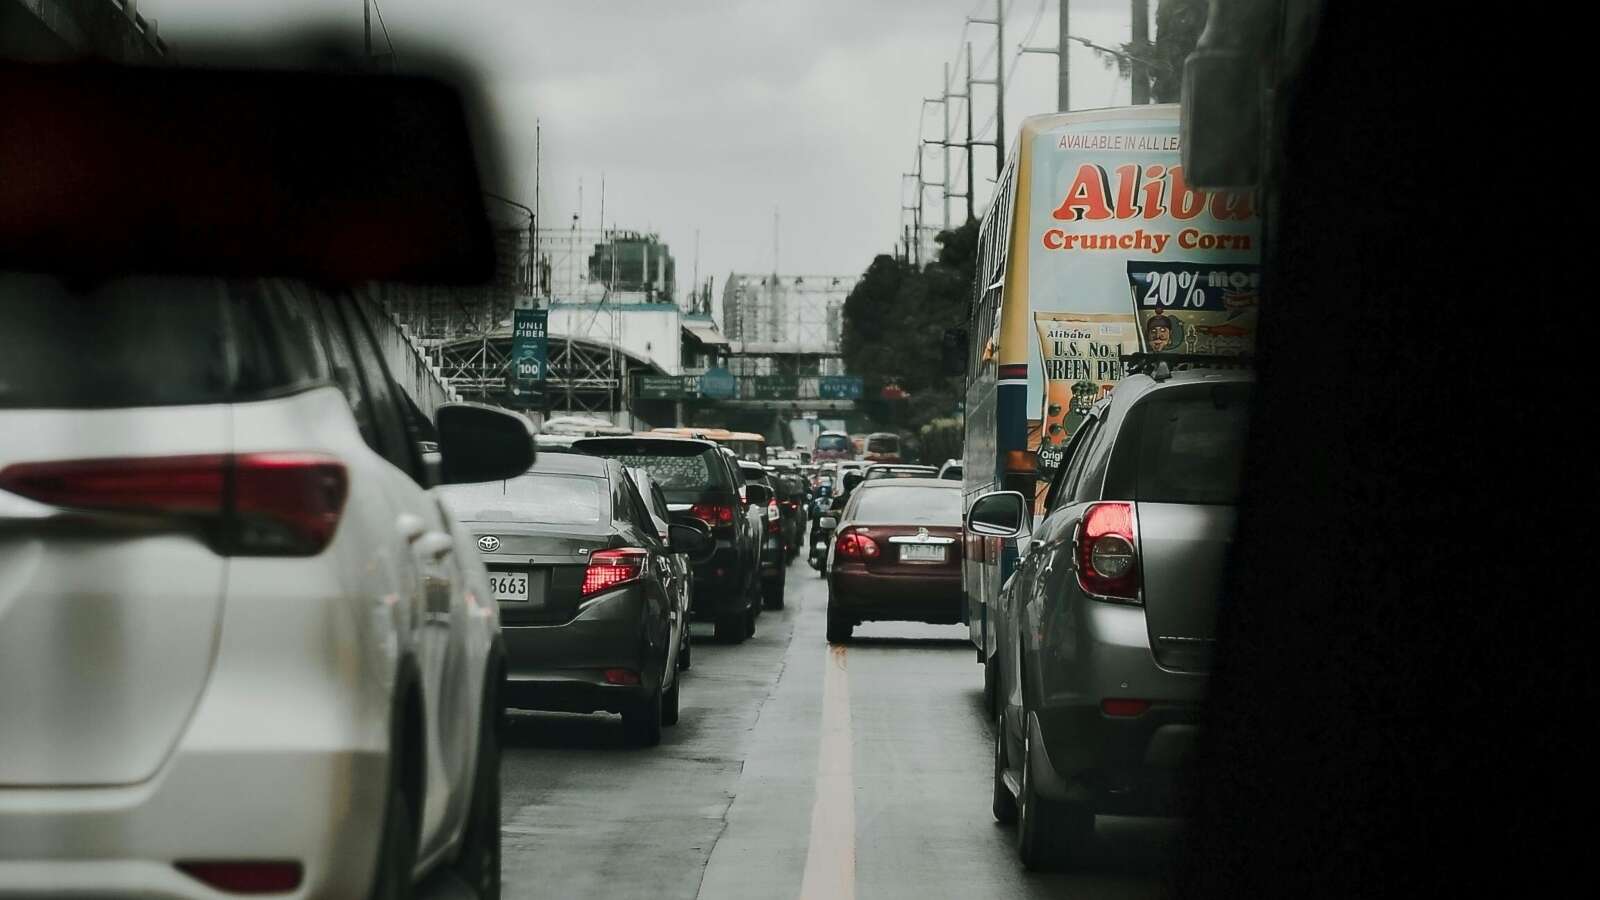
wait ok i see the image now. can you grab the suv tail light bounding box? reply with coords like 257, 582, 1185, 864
0, 453, 347, 556
1075, 502, 1139, 601
689, 502, 736, 529
836, 529, 880, 560
583, 547, 648, 596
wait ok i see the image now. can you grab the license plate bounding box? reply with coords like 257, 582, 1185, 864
489, 571, 531, 603
900, 544, 945, 562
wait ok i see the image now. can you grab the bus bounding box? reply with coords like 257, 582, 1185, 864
649, 426, 766, 464
812, 430, 853, 462
719, 432, 767, 464
863, 432, 902, 463
960, 105, 1262, 663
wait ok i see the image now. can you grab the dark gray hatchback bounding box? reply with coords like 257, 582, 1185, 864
440, 453, 707, 746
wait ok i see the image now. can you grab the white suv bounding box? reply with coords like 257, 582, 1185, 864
0, 277, 531, 898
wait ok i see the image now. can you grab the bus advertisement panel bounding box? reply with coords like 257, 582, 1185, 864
1018, 106, 1261, 506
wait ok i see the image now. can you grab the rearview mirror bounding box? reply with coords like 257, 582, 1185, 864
966, 491, 1028, 538
744, 483, 773, 507
668, 522, 714, 563
436, 402, 535, 485
818, 516, 839, 531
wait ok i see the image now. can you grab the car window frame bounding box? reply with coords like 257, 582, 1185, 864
1045, 413, 1102, 513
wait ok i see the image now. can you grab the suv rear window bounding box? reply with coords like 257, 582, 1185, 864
607, 453, 721, 491
817, 434, 850, 451
866, 435, 899, 452
1125, 384, 1252, 505
0, 274, 326, 409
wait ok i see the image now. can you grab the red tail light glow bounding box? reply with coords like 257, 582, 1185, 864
582, 547, 647, 596
689, 502, 736, 529
1075, 502, 1139, 601
176, 860, 303, 893
836, 529, 880, 560
0, 453, 346, 556
1101, 698, 1150, 717
603, 668, 641, 686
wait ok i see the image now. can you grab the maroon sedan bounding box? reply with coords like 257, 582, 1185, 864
823, 478, 963, 642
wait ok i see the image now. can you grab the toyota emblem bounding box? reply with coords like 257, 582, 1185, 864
477, 535, 500, 553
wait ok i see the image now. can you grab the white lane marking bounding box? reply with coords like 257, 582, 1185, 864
798, 643, 855, 900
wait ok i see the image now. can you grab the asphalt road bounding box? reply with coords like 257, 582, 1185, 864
490, 557, 1177, 899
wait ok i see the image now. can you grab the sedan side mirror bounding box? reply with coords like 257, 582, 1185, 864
818, 516, 838, 531
436, 402, 536, 485
668, 521, 714, 563
966, 490, 1029, 538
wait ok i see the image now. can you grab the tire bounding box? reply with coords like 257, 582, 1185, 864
661, 673, 681, 727
763, 577, 786, 610
745, 604, 758, 639
449, 674, 501, 899
623, 683, 663, 747
1016, 717, 1093, 870
679, 633, 692, 670
825, 607, 852, 644
992, 711, 1019, 824
368, 770, 417, 900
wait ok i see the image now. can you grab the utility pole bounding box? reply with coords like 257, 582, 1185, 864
941, 63, 952, 228
966, 5, 1006, 175
1058, 0, 1070, 111
1131, 0, 1149, 105
363, 0, 371, 59
965, 42, 977, 219
1020, 2, 1075, 112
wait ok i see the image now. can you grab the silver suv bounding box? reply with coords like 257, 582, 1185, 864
966, 365, 1252, 869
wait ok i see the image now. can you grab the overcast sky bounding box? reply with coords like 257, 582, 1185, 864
150, 0, 1138, 300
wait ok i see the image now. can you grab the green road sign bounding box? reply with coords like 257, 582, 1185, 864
637, 375, 699, 399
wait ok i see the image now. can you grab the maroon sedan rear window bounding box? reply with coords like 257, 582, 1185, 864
851, 486, 962, 526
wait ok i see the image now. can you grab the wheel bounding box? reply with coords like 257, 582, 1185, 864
763, 577, 786, 610
825, 607, 852, 643
368, 765, 417, 900
716, 613, 747, 644
1016, 717, 1093, 870
992, 711, 1018, 824
679, 633, 692, 670
623, 684, 663, 747
449, 676, 501, 899
661, 673, 681, 727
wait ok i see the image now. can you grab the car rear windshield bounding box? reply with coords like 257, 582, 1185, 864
1127, 384, 1252, 505
0, 275, 325, 409
439, 473, 606, 525
817, 434, 850, 451
601, 451, 728, 492
850, 485, 962, 525
866, 435, 899, 452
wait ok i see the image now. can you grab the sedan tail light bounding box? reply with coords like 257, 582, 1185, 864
836, 529, 880, 560
1075, 502, 1139, 601
0, 453, 346, 556
583, 547, 648, 596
